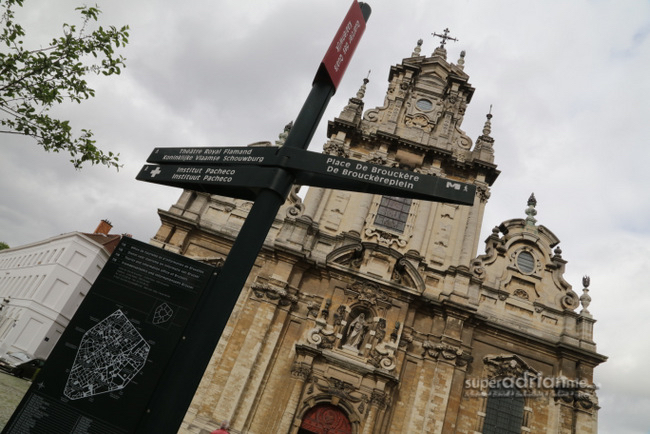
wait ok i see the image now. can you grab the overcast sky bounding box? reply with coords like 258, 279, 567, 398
1, 0, 649, 432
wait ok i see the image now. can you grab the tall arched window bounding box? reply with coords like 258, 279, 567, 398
482, 382, 525, 434
374, 196, 412, 233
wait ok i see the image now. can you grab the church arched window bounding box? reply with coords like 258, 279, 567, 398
482, 382, 525, 433
374, 196, 412, 233
477, 355, 536, 433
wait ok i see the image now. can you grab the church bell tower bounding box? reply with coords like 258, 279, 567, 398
298, 36, 498, 292
151, 35, 605, 434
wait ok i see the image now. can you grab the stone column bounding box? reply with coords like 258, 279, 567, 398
303, 187, 330, 222
277, 362, 312, 433
554, 395, 576, 434
360, 390, 388, 434
574, 404, 597, 434
397, 358, 437, 433
421, 359, 456, 433
205, 280, 297, 430
231, 285, 298, 430
212, 298, 277, 423
458, 190, 480, 268
344, 193, 374, 236
410, 200, 431, 255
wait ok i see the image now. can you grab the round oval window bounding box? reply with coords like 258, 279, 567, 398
416, 99, 433, 111
517, 251, 535, 273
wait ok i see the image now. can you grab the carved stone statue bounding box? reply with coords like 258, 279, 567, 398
343, 313, 366, 351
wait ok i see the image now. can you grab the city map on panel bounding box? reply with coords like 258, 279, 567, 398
63, 310, 150, 400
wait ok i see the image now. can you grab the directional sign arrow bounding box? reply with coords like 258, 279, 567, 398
143, 145, 476, 205
279, 147, 476, 205
136, 164, 288, 201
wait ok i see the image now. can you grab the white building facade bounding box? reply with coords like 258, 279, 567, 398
0, 223, 120, 359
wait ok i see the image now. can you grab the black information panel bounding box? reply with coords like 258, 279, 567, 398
2, 238, 216, 434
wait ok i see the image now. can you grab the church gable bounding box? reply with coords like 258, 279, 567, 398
471, 194, 580, 323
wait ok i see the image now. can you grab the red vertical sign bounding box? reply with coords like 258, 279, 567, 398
316, 1, 368, 91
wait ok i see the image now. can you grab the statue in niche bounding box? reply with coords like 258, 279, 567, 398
343, 313, 367, 351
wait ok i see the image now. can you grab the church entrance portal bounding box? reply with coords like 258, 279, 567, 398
298, 403, 352, 434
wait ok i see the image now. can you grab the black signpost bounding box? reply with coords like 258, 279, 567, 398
3, 2, 479, 433
136, 3, 377, 431
135, 1, 475, 431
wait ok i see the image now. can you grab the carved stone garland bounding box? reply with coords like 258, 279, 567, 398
251, 281, 298, 308
348, 281, 390, 306
554, 386, 598, 411
422, 341, 473, 367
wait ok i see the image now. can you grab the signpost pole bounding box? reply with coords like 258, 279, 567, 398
137, 4, 371, 432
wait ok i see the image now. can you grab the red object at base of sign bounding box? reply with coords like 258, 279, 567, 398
315, 0, 369, 91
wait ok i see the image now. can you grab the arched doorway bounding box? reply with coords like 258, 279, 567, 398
298, 403, 352, 434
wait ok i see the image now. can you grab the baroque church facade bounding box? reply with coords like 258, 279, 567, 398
150, 39, 606, 433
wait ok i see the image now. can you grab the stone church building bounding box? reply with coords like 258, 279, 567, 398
150, 39, 606, 433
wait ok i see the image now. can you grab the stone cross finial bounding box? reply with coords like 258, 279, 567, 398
432, 28, 458, 48
580, 275, 592, 315
356, 71, 370, 99
482, 105, 493, 136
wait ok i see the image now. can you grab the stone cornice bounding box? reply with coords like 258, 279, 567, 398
555, 342, 608, 365
157, 209, 201, 231
477, 319, 607, 366
294, 344, 399, 385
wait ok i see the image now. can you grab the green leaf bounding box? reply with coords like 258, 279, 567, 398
0, 0, 128, 170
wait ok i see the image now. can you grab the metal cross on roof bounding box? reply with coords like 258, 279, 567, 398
432, 28, 458, 48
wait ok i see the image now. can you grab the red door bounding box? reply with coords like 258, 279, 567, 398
299, 403, 352, 434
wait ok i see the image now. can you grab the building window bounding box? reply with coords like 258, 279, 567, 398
374, 196, 412, 233
482, 383, 525, 434
416, 98, 434, 111
516, 251, 535, 274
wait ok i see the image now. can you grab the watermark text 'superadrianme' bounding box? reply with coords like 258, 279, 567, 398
463, 375, 597, 397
